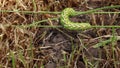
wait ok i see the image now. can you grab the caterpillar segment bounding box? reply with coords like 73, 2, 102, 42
60, 8, 91, 30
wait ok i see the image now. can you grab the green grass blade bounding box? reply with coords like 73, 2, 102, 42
10, 51, 16, 68
92, 39, 112, 48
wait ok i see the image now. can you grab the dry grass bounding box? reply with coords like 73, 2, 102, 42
0, 0, 120, 68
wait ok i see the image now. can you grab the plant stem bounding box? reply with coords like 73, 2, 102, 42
76, 5, 120, 15
91, 25, 120, 28
0, 10, 61, 14
1, 5, 120, 14
24, 25, 120, 28
94, 12, 120, 14
23, 18, 59, 27
18, 25, 120, 28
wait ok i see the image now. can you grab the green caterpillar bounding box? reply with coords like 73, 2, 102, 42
60, 8, 91, 30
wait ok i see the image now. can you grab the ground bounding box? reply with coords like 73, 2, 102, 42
0, 0, 120, 68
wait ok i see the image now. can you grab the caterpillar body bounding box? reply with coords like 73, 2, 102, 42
60, 8, 91, 30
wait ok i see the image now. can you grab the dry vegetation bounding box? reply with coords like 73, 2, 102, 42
0, 0, 120, 68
